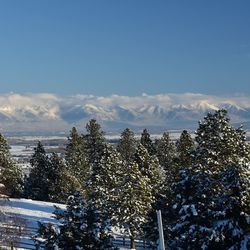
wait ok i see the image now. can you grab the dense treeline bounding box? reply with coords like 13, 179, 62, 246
0, 109, 249, 249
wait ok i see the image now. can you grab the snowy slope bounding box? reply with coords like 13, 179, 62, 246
0, 198, 66, 227
0, 198, 66, 249
0, 198, 150, 249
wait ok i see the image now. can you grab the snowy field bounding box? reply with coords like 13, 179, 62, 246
0, 198, 152, 249
0, 198, 65, 249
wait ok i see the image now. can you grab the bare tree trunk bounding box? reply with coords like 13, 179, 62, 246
129, 227, 137, 249
130, 235, 136, 249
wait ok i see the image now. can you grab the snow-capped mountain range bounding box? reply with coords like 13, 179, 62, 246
0, 93, 250, 134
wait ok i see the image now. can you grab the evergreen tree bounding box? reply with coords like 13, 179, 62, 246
155, 132, 176, 170
169, 109, 250, 249
209, 163, 250, 249
116, 162, 153, 249
155, 132, 177, 219
35, 192, 116, 250
133, 144, 167, 248
48, 153, 81, 203
53, 169, 83, 203
140, 129, 156, 155
134, 143, 165, 197
88, 144, 122, 218
84, 119, 106, 165
195, 109, 250, 168
25, 143, 71, 202
117, 128, 137, 163
0, 133, 22, 197
176, 130, 195, 167
65, 127, 90, 188
24, 141, 51, 200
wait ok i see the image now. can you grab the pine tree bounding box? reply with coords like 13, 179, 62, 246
88, 144, 122, 218
25, 142, 71, 202
169, 109, 250, 249
48, 153, 81, 203
155, 132, 176, 170
24, 141, 51, 200
117, 128, 137, 163
209, 162, 250, 249
176, 130, 195, 168
133, 144, 167, 248
65, 127, 90, 188
116, 161, 154, 249
155, 132, 177, 220
140, 129, 156, 155
0, 133, 22, 197
134, 143, 165, 197
84, 119, 106, 165
35, 192, 116, 250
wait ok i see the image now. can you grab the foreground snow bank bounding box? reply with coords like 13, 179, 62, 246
0, 198, 66, 227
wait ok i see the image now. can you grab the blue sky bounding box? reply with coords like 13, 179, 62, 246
0, 0, 249, 96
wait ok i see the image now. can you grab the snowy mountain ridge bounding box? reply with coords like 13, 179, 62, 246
0, 93, 250, 133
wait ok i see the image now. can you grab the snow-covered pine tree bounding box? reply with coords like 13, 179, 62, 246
65, 127, 90, 189
116, 161, 153, 249
210, 162, 250, 249
194, 110, 250, 249
24, 142, 47, 197
84, 119, 106, 165
155, 132, 176, 170
25, 143, 73, 202
169, 109, 250, 249
24, 141, 51, 200
204, 122, 250, 249
48, 153, 82, 203
117, 128, 137, 164
133, 144, 167, 248
140, 129, 156, 155
0, 133, 22, 197
176, 130, 195, 168
36, 191, 116, 250
154, 132, 177, 231
134, 143, 165, 197
88, 144, 122, 220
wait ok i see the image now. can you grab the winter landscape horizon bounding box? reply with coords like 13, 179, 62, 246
1, 1, 250, 249
1, 92, 250, 135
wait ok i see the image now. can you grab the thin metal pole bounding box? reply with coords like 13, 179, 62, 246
157, 210, 165, 250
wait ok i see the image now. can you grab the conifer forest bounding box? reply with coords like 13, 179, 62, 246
0, 109, 250, 250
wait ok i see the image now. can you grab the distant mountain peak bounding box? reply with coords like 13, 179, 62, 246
0, 93, 249, 133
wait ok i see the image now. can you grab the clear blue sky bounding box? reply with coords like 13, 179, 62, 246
0, 0, 249, 96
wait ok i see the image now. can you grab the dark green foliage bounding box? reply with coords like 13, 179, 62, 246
168, 109, 250, 249
176, 130, 195, 167
84, 119, 106, 165
35, 192, 116, 250
140, 129, 156, 155
0, 133, 23, 197
155, 132, 176, 170
24, 142, 75, 202
134, 144, 165, 197
87, 144, 122, 218
117, 128, 137, 163
65, 127, 90, 189
116, 161, 154, 249
24, 142, 51, 201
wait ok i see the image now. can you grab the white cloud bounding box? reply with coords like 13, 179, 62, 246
0, 92, 250, 133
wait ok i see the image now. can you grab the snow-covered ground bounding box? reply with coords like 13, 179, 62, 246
0, 198, 66, 249
0, 198, 66, 227
0, 198, 151, 249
